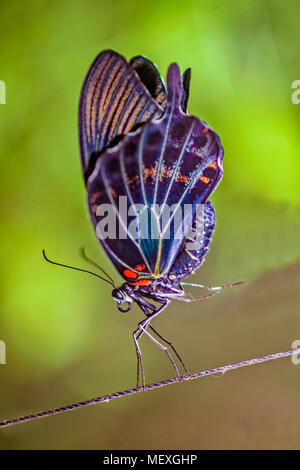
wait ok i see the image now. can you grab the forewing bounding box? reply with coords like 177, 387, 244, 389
79, 50, 163, 182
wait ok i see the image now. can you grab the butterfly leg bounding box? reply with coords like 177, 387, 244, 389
177, 290, 222, 302
133, 323, 161, 389
138, 312, 181, 381
147, 325, 188, 375
133, 300, 183, 388
134, 313, 188, 387
133, 327, 145, 388
180, 280, 245, 291
132, 297, 157, 388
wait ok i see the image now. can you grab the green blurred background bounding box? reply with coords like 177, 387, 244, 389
1, 0, 300, 449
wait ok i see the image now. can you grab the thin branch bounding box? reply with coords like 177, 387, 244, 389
0, 347, 299, 429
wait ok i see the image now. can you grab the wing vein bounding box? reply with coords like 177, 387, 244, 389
138, 126, 148, 208
119, 145, 138, 214
152, 96, 175, 207
158, 119, 196, 218
102, 155, 152, 273
160, 154, 220, 241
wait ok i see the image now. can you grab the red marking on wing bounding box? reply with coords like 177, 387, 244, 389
134, 264, 146, 272
132, 279, 152, 286
123, 269, 138, 279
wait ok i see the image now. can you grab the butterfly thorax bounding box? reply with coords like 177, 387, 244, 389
112, 277, 184, 313
130, 277, 184, 299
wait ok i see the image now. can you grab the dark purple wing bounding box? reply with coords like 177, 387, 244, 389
129, 55, 167, 109
130, 55, 191, 112
169, 201, 216, 280
79, 50, 164, 182
85, 61, 223, 282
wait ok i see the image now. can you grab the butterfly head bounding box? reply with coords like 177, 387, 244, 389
112, 287, 133, 313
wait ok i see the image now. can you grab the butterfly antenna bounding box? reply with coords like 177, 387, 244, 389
42, 250, 115, 287
79, 247, 116, 287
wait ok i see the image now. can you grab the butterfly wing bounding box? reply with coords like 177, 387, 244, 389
79, 50, 164, 183
84, 60, 223, 282
79, 50, 168, 281
168, 200, 216, 280
145, 63, 223, 276
129, 55, 167, 109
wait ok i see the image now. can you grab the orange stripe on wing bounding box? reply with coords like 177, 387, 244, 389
85, 53, 111, 142
100, 64, 130, 142
89, 55, 113, 143
118, 93, 140, 134
200, 176, 210, 184
108, 78, 136, 141
123, 96, 147, 135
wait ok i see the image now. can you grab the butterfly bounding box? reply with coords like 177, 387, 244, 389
46, 50, 240, 386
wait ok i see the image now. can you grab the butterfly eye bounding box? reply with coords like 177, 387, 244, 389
112, 288, 124, 302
